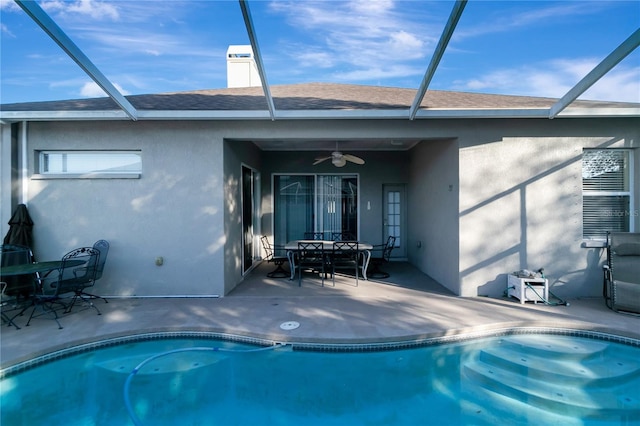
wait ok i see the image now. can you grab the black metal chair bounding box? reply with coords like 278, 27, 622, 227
27, 247, 100, 328
603, 232, 640, 314
260, 236, 289, 278
296, 241, 328, 286
367, 236, 396, 279
72, 239, 110, 307
331, 232, 356, 241
304, 232, 325, 240
331, 241, 361, 286
1, 244, 37, 330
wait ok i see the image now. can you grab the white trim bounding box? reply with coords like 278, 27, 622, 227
31, 173, 141, 180
2, 107, 637, 123
20, 122, 28, 204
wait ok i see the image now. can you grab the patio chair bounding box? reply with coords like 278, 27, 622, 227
304, 232, 325, 240
331, 241, 361, 286
297, 241, 328, 287
72, 239, 110, 307
331, 232, 356, 241
27, 247, 100, 328
260, 236, 289, 278
603, 232, 640, 315
367, 236, 396, 279
1, 244, 38, 329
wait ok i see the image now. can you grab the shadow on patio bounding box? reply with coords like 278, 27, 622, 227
231, 261, 455, 298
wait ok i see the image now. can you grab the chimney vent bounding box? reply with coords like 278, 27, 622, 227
226, 45, 261, 88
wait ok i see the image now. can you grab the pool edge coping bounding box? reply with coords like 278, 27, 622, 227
2, 325, 639, 379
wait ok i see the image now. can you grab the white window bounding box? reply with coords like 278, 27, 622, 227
38, 151, 141, 177
582, 149, 634, 240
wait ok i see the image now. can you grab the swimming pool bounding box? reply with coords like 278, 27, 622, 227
1, 330, 638, 425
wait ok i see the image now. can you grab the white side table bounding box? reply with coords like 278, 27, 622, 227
507, 275, 549, 304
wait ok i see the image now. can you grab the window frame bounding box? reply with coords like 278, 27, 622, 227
34, 150, 142, 179
582, 148, 635, 241
272, 173, 360, 247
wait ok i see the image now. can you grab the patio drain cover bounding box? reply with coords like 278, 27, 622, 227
280, 321, 300, 330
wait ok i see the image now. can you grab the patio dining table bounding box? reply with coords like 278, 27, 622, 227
0, 259, 84, 277
284, 240, 373, 281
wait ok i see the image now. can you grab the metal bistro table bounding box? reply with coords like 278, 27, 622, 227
284, 240, 373, 281
1, 259, 84, 277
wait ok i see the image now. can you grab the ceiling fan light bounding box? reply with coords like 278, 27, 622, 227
333, 157, 347, 167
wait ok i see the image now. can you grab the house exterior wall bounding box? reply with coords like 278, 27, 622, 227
223, 139, 263, 294
408, 139, 460, 294
15, 120, 226, 297
0, 124, 16, 237
457, 117, 640, 298
2, 116, 638, 299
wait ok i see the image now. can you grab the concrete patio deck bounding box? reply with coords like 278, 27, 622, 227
2, 262, 639, 370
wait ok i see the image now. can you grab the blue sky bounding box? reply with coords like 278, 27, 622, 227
1, 0, 639, 104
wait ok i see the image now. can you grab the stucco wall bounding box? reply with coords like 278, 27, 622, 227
0, 125, 15, 239
23, 121, 226, 297
5, 116, 638, 300
408, 139, 460, 294
223, 139, 262, 294
457, 118, 640, 298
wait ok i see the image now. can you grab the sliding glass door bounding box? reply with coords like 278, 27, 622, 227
242, 165, 260, 274
273, 174, 358, 245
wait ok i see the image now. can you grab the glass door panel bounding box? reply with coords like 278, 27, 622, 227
274, 175, 314, 246
274, 174, 358, 245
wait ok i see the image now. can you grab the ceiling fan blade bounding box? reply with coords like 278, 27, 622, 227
313, 156, 332, 165
343, 154, 365, 165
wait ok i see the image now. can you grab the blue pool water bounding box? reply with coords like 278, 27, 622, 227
1, 332, 639, 425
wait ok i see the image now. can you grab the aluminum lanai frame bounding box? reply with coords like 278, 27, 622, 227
549, 28, 640, 118
409, 0, 467, 120
6, 0, 640, 122
15, 0, 138, 121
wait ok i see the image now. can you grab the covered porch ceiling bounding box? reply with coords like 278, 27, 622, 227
248, 138, 422, 152
2, 0, 639, 124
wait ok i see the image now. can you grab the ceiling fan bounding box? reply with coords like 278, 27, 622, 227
313, 143, 365, 167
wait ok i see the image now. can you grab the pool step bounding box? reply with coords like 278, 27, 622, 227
476, 345, 640, 387
463, 336, 640, 420
496, 334, 610, 361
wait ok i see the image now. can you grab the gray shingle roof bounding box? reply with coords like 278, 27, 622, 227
2, 83, 637, 112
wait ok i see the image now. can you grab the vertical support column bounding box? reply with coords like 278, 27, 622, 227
20, 121, 28, 205
0, 123, 13, 238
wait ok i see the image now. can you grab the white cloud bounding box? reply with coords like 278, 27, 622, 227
42, 0, 119, 21
0, 0, 21, 12
1, 22, 15, 37
79, 81, 130, 98
452, 58, 640, 102
334, 64, 425, 81
456, 3, 606, 40
268, 0, 436, 81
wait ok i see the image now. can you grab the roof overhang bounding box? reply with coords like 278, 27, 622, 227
2, 1, 638, 123
2, 107, 639, 123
